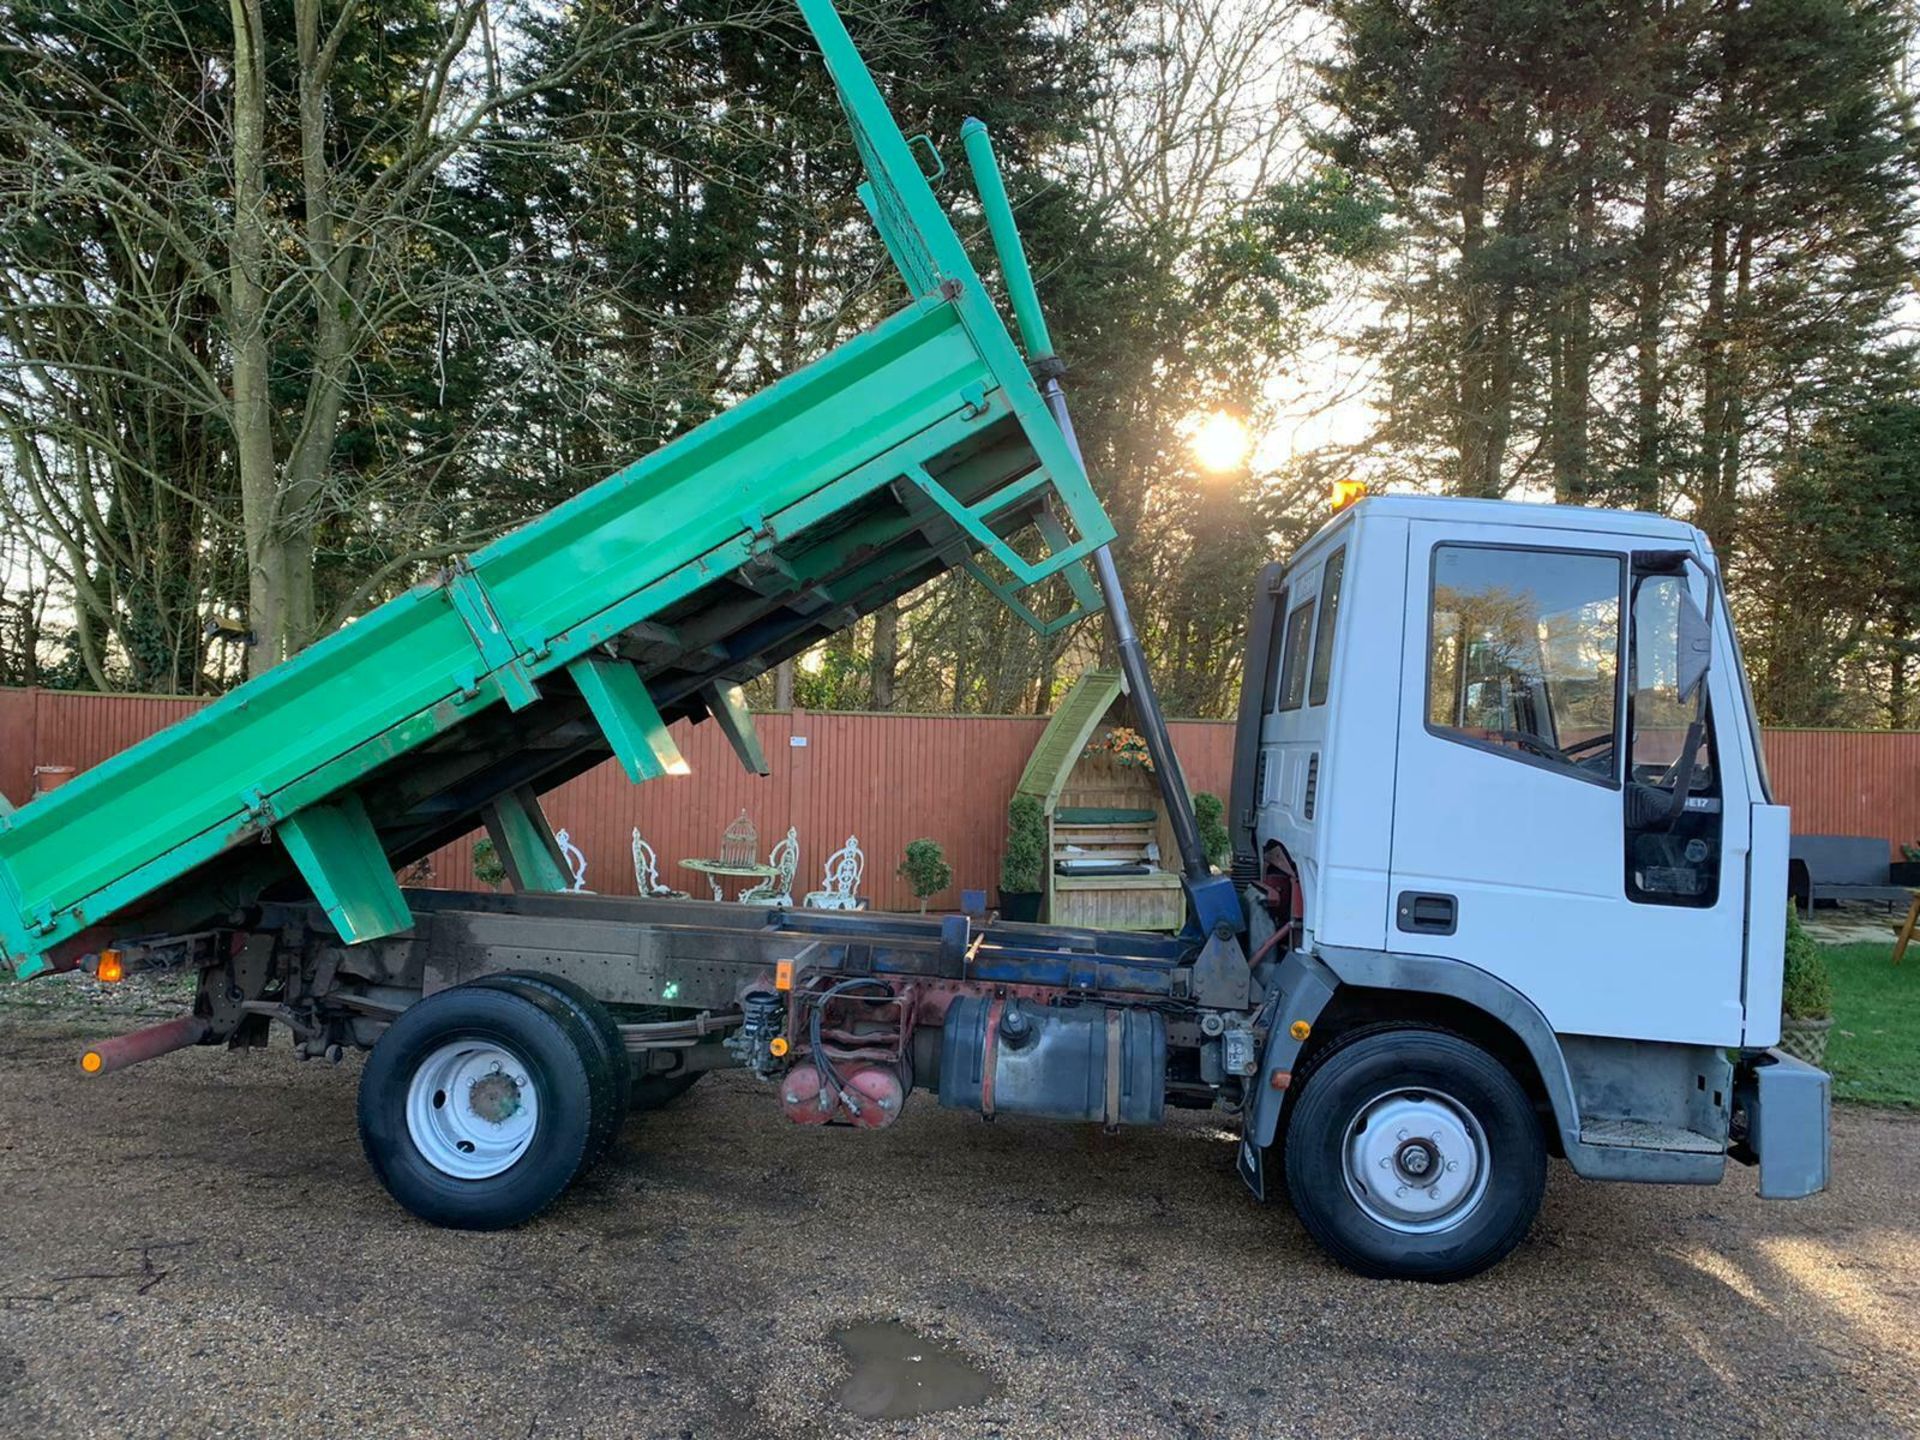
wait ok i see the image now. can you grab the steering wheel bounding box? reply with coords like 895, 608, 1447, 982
1494, 730, 1577, 766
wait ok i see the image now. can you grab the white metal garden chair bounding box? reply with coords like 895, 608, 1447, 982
804, 835, 867, 910
741, 826, 798, 907
554, 828, 589, 893
631, 828, 689, 899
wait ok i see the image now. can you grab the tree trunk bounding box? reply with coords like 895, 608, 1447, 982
1629, 72, 1672, 511
229, 0, 285, 678
1890, 639, 1909, 730
1453, 152, 1494, 496
1484, 174, 1526, 498
774, 660, 795, 711
1034, 640, 1059, 714
869, 600, 899, 710
1552, 155, 1595, 505
950, 576, 972, 710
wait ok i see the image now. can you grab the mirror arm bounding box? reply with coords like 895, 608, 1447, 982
1662, 556, 1717, 828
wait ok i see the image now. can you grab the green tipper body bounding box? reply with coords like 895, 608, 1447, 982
0, 0, 1111, 979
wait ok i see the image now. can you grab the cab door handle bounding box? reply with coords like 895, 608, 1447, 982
1396, 892, 1457, 936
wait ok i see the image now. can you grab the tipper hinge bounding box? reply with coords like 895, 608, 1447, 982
442, 559, 542, 712
241, 786, 275, 827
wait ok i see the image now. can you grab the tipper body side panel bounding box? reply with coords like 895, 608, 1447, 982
0, 0, 1113, 978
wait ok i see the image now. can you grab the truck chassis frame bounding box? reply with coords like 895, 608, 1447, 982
168, 892, 1236, 1116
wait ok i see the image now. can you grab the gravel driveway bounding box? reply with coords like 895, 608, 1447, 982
0, 1003, 1914, 1440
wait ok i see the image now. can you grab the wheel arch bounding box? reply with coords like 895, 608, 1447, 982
1248, 946, 1581, 1160
1300, 987, 1564, 1154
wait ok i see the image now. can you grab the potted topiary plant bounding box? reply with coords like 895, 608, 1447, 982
471, 836, 509, 892
1192, 791, 1230, 874
1000, 795, 1047, 922
898, 838, 953, 914
1779, 903, 1834, 1065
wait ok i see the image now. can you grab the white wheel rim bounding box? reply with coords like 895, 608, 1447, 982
405, 1039, 541, 1180
1341, 1087, 1491, 1235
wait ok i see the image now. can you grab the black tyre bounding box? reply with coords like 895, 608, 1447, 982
471, 972, 629, 1167
631, 1071, 703, 1111
1280, 1026, 1546, 1283
358, 985, 595, 1230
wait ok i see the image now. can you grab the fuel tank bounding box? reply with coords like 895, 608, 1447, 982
938, 997, 1165, 1125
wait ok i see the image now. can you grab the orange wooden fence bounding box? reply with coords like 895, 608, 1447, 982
0, 687, 1234, 911
2, 687, 1913, 910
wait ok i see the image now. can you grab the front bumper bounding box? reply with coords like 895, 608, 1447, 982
1733, 1049, 1831, 1199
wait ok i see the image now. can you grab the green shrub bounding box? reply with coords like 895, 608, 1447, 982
1782, 904, 1833, 1020
1192, 791, 1229, 872
472, 836, 508, 891
898, 838, 953, 913
1001, 794, 1047, 893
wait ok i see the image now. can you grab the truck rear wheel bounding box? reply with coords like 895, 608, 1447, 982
469, 972, 629, 1168
1281, 1026, 1545, 1282
358, 985, 595, 1230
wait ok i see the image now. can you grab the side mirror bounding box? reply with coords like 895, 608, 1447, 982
1676, 588, 1712, 702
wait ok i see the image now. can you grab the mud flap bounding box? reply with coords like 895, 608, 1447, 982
1237, 1131, 1268, 1200
1236, 949, 1338, 1199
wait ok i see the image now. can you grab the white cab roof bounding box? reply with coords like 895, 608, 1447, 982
1335, 494, 1703, 545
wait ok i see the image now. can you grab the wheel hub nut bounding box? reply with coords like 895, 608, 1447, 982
1396, 1137, 1438, 1180
467, 1069, 523, 1124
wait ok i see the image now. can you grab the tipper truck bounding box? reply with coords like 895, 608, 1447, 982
0, 0, 1828, 1282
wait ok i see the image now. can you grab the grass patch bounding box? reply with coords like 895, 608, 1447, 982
1822, 940, 1920, 1107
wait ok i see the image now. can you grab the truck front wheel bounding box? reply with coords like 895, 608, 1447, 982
358, 985, 596, 1230
1281, 1026, 1545, 1282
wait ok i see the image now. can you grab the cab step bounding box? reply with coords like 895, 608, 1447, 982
1580, 1119, 1724, 1154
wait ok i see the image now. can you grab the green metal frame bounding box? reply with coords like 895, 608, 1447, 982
0, 0, 1113, 979
479, 787, 575, 896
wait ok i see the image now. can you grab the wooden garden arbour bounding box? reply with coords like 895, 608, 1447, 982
1013, 669, 1185, 931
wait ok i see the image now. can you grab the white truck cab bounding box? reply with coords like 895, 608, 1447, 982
1229, 495, 1829, 1280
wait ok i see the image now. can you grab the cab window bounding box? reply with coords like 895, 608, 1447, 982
1427, 544, 1622, 784
1625, 572, 1721, 906
1278, 599, 1316, 712
1258, 586, 1290, 713
1309, 548, 1345, 706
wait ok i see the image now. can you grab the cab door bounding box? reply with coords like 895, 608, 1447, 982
1386, 520, 1749, 1046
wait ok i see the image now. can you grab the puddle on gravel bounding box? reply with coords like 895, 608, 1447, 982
830, 1320, 995, 1420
